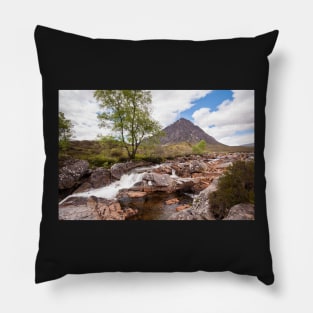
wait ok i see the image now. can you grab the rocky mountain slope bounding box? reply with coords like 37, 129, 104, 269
160, 118, 223, 146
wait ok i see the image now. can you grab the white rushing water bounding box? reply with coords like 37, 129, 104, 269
170, 169, 178, 178
59, 171, 144, 205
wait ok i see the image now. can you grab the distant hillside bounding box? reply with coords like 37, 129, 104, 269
160, 118, 224, 146
242, 143, 254, 147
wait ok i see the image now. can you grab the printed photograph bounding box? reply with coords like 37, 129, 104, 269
58, 90, 255, 221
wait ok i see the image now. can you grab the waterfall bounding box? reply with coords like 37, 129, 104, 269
59, 171, 144, 205
171, 169, 178, 178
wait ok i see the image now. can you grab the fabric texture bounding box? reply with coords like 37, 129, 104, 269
35, 25, 278, 284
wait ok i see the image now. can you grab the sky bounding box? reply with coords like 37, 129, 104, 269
59, 90, 254, 146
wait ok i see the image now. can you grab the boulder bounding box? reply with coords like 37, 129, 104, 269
191, 172, 220, 193
73, 167, 112, 193
59, 196, 101, 220
187, 179, 219, 220
73, 182, 92, 193
142, 173, 176, 192
59, 159, 89, 190
168, 209, 194, 220
89, 168, 111, 188
189, 160, 207, 173
61, 195, 132, 220
171, 163, 190, 178
111, 161, 151, 179
86, 196, 139, 220
175, 177, 199, 191
152, 165, 172, 175
168, 180, 218, 220
143, 172, 174, 186
224, 203, 255, 220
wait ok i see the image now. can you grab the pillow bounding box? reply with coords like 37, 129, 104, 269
34, 25, 278, 285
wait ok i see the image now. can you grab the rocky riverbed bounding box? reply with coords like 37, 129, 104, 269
59, 152, 255, 220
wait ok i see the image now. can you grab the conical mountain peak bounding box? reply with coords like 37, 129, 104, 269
160, 118, 223, 146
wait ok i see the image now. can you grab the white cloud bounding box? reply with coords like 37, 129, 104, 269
219, 132, 254, 146
151, 90, 212, 126
59, 90, 254, 145
192, 90, 254, 146
59, 90, 212, 140
59, 90, 105, 140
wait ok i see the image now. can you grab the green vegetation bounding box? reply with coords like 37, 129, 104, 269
94, 90, 162, 159
58, 138, 254, 169
59, 112, 74, 151
192, 140, 207, 154
59, 139, 125, 168
209, 160, 255, 219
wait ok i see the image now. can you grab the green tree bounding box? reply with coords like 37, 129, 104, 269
59, 112, 74, 150
192, 139, 207, 154
94, 90, 162, 159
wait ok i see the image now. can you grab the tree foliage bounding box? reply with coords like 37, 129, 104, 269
59, 112, 74, 150
192, 139, 207, 154
209, 160, 254, 219
94, 90, 162, 159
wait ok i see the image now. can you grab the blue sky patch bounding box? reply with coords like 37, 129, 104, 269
234, 129, 254, 136
179, 90, 233, 121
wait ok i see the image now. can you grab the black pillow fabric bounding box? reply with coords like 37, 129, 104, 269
34, 25, 278, 284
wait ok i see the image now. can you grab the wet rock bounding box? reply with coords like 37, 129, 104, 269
189, 160, 207, 173
190, 179, 218, 219
73, 168, 112, 193
191, 172, 203, 178
171, 163, 190, 178
175, 177, 198, 191
191, 172, 220, 193
224, 203, 255, 220
142, 173, 176, 192
124, 208, 139, 218
59, 159, 89, 189
176, 204, 191, 212
111, 161, 151, 179
74, 182, 93, 193
87, 196, 98, 210
95, 200, 123, 220
59, 205, 101, 220
89, 168, 111, 188
215, 162, 233, 169
168, 209, 194, 220
152, 165, 172, 175
165, 198, 179, 205
107, 202, 125, 220
143, 172, 174, 186
127, 191, 147, 198
94, 197, 138, 220
59, 196, 101, 220
60, 195, 138, 220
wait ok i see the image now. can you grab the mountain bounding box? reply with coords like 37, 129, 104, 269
241, 143, 254, 147
159, 118, 224, 146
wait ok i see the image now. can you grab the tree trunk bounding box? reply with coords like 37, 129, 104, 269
130, 150, 136, 160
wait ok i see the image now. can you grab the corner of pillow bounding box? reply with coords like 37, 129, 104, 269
255, 30, 279, 56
